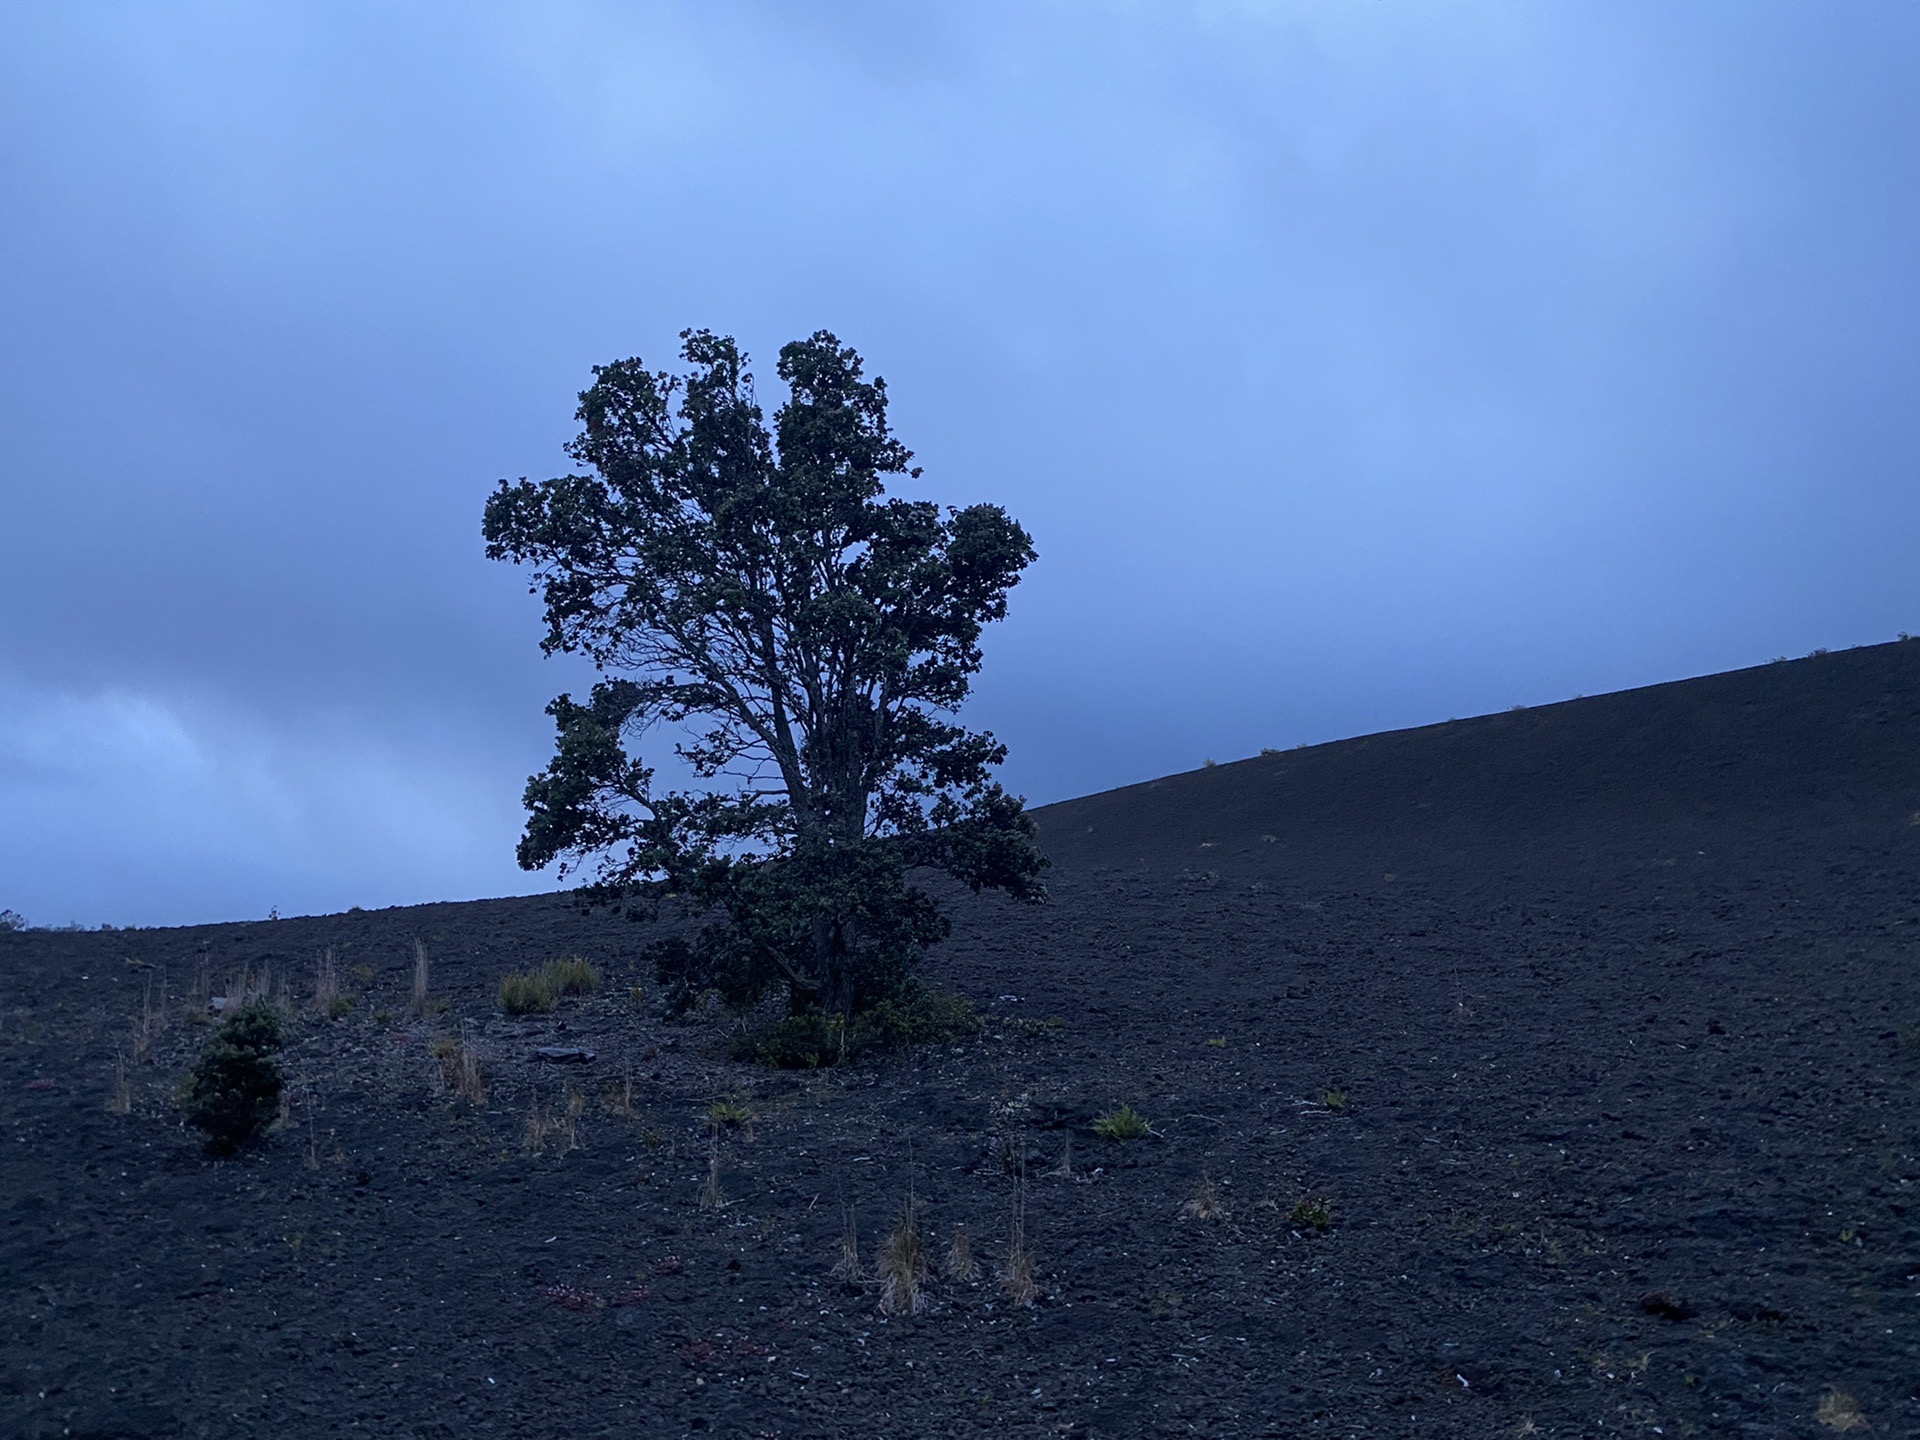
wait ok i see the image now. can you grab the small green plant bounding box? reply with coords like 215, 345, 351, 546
372, 1009, 392, 1025
628, 983, 647, 1011
178, 1001, 285, 1156
1288, 1195, 1334, 1233
1318, 1088, 1350, 1113
1092, 1105, 1151, 1142
705, 1098, 753, 1134
1205, 1035, 1227, 1049
733, 986, 981, 1068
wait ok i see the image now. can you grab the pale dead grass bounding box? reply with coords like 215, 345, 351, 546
1816, 1389, 1870, 1431
942, 1223, 976, 1281
875, 1198, 929, 1316
1179, 1173, 1227, 1221
409, 939, 431, 1020
831, 1206, 863, 1280
699, 1136, 725, 1210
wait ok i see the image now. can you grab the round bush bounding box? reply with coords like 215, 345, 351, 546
179, 1001, 285, 1155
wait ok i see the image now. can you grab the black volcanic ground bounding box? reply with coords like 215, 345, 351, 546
3, 642, 1918, 1439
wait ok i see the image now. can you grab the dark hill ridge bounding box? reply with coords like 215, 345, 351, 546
2, 641, 1918, 1439
1031, 638, 1920, 877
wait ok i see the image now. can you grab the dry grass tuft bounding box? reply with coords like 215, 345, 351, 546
1816, 1390, 1870, 1432
831, 1205, 863, 1280
699, 1137, 726, 1210
942, 1223, 976, 1281
106, 1051, 131, 1115
409, 940, 431, 1019
1180, 1173, 1227, 1222
130, 973, 168, 1064
434, 1023, 486, 1104
523, 1100, 555, 1155
875, 1198, 930, 1316
561, 1086, 584, 1151
1001, 1155, 1038, 1307
1051, 1132, 1074, 1178
606, 1064, 637, 1117
313, 948, 353, 1019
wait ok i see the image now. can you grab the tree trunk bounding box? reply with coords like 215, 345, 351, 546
814, 914, 854, 1022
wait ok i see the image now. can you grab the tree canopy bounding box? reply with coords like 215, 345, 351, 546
483, 329, 1045, 1023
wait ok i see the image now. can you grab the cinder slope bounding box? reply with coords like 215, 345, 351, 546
1032, 639, 1920, 879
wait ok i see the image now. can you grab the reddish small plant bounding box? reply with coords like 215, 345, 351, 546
540, 1283, 603, 1312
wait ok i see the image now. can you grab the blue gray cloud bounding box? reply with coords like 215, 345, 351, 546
3, 2, 1916, 924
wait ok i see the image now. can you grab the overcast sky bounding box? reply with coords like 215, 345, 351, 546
4, 2, 1917, 927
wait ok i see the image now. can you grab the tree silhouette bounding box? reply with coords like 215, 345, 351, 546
484, 329, 1045, 1021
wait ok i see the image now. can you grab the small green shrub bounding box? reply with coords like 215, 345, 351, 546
499, 970, 556, 1015
178, 1001, 285, 1156
732, 987, 982, 1068
1092, 1105, 1151, 1142
628, 984, 647, 1011
1319, 1088, 1350, 1113
1288, 1195, 1334, 1233
705, 1099, 753, 1133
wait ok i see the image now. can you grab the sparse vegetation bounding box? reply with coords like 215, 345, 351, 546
1318, 1088, 1350, 1113
704, 1098, 753, 1135
699, 1138, 725, 1210
1092, 1104, 1151, 1142
875, 1199, 929, 1316
409, 939, 431, 1019
546, 957, 600, 996
432, 1024, 486, 1104
606, 1065, 637, 1116
1180, 1173, 1227, 1221
943, 1223, 976, 1281
499, 958, 601, 1015
831, 1206, 862, 1281
1816, 1389, 1870, 1432
314, 948, 353, 1019
499, 969, 556, 1015
106, 1052, 131, 1115
1289, 1195, 1334, 1233
1002, 1014, 1066, 1040
1205, 1035, 1226, 1049
0, 908, 26, 932
178, 1001, 285, 1155
734, 987, 981, 1068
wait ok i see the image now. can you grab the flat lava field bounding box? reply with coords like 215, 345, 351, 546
3, 642, 1919, 1439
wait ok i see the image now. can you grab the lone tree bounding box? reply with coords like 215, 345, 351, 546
484, 329, 1045, 1029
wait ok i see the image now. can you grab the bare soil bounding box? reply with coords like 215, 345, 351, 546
3, 642, 1919, 1439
